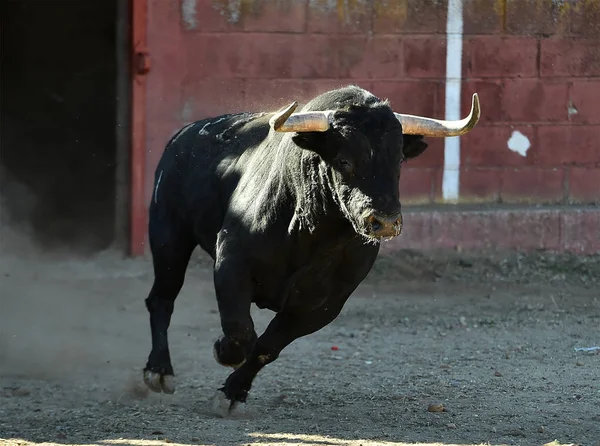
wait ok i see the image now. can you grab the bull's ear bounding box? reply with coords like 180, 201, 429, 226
402, 134, 428, 160
291, 132, 335, 158
291, 133, 314, 151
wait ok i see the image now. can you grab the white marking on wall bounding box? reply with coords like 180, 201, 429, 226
507, 130, 531, 157
182, 0, 198, 30
154, 170, 163, 204
224, 0, 243, 23
443, 0, 464, 202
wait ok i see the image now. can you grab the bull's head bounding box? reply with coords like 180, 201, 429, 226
268, 86, 481, 242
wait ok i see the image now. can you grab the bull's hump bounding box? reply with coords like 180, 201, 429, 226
197, 112, 267, 138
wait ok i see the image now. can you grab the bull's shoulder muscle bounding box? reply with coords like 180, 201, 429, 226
165, 112, 269, 154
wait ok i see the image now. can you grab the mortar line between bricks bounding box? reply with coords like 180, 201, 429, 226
183, 31, 458, 37
402, 204, 600, 213
185, 31, 600, 41
194, 77, 600, 84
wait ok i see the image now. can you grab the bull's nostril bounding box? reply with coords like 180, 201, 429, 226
364, 212, 403, 238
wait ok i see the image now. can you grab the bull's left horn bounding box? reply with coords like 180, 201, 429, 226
394, 93, 481, 137
270, 103, 333, 133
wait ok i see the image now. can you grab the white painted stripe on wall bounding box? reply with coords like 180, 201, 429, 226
443, 0, 464, 202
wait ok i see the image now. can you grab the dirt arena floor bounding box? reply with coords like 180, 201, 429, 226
1, 238, 599, 446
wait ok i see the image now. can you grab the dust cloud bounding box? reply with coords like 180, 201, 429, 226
0, 168, 150, 387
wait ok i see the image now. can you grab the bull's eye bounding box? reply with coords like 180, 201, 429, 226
335, 157, 353, 173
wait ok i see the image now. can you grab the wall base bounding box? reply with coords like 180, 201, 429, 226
383, 204, 599, 255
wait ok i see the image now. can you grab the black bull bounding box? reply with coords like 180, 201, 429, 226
143, 85, 480, 415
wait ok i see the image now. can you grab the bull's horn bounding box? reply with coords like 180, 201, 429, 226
270, 102, 333, 133
394, 93, 481, 137
270, 101, 299, 130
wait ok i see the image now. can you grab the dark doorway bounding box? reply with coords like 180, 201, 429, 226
1, 0, 129, 254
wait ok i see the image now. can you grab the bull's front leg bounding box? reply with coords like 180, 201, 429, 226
212, 300, 346, 417
212, 251, 257, 370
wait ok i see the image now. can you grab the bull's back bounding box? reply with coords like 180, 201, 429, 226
150, 112, 271, 253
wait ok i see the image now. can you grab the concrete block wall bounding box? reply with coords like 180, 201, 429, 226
144, 0, 600, 252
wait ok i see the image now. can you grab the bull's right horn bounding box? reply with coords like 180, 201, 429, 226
269, 103, 333, 133
395, 93, 481, 137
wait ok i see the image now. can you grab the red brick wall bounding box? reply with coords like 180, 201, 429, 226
145, 0, 600, 208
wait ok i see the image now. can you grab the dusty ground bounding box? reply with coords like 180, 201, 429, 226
1, 241, 599, 446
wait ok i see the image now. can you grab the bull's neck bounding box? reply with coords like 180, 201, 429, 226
283, 145, 342, 235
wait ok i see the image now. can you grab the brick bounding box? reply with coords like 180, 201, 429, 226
373, 0, 447, 34
381, 211, 432, 252
430, 212, 504, 250
505, 0, 570, 35
569, 167, 600, 204
185, 34, 242, 79
504, 210, 561, 251
186, 33, 341, 80
182, 78, 246, 118
245, 79, 313, 113
370, 81, 440, 118
146, 76, 184, 123
188, 0, 307, 33
382, 208, 600, 254
459, 168, 500, 202
335, 36, 370, 79
290, 34, 340, 79
570, 81, 600, 124
428, 210, 561, 251
571, 127, 600, 166
367, 36, 405, 79
461, 80, 503, 124
147, 67, 184, 121
305, 79, 358, 99
463, 0, 504, 34
537, 126, 600, 166
404, 37, 447, 78
502, 79, 569, 122
307, 0, 372, 34
399, 168, 434, 204
242, 0, 307, 32
149, 0, 184, 34
461, 125, 535, 167
571, 1, 600, 37
242, 34, 298, 78
561, 210, 600, 254
466, 36, 539, 78
500, 167, 565, 203
147, 0, 185, 121
540, 39, 600, 77
536, 126, 570, 166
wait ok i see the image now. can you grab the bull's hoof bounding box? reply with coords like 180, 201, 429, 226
210, 390, 248, 418
213, 337, 247, 369
143, 369, 176, 394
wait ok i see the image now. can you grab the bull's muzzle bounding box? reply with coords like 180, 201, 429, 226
364, 211, 403, 239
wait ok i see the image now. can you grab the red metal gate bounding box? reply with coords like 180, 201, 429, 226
130, 0, 149, 256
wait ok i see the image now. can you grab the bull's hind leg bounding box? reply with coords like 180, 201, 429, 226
143, 216, 195, 394
212, 301, 346, 416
